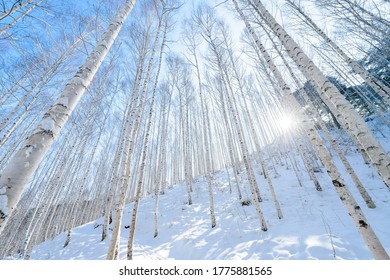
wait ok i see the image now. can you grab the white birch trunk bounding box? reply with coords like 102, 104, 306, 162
206, 35, 267, 230
0, 0, 136, 235
245, 0, 390, 189
200, 93, 217, 228
127, 17, 167, 254
286, 0, 390, 105
234, 0, 389, 259
0, 0, 43, 36
259, 3, 376, 209
0, 0, 35, 21
190, 42, 217, 228
108, 3, 167, 259
218, 87, 243, 200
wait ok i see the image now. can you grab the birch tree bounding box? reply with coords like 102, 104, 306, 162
255, 16, 377, 207
195, 5, 267, 230
106, 0, 175, 260
286, 0, 390, 105
233, 0, 389, 259
0, 0, 43, 37
237, 0, 390, 189
0, 1, 37, 21
182, 15, 217, 228
127, 2, 171, 259
0, 0, 136, 235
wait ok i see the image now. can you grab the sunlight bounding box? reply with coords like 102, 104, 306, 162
277, 114, 296, 133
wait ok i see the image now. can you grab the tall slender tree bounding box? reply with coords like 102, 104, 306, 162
0, 0, 136, 235
237, 0, 390, 189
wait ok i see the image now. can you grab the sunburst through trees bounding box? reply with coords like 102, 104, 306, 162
0, 0, 389, 260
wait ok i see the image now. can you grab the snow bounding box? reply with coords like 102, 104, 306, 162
20, 122, 390, 260
0, 114, 383, 260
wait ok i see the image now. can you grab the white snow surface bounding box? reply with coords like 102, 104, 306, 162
20, 123, 390, 260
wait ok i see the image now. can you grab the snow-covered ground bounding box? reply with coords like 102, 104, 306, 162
24, 122, 390, 260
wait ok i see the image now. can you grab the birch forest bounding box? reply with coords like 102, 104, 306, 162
0, 0, 389, 260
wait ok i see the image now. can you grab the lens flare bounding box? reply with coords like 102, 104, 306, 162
278, 114, 295, 133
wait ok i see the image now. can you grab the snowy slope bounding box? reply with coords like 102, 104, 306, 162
23, 125, 390, 260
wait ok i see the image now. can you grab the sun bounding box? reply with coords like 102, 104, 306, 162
277, 114, 296, 133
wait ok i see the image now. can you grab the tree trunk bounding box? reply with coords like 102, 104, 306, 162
244, 0, 390, 189
0, 0, 43, 36
286, 0, 390, 105
0, 0, 36, 21
0, 0, 136, 235
233, 0, 389, 259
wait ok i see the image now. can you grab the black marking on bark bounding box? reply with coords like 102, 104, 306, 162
359, 220, 368, 228
40, 130, 54, 137
55, 103, 67, 109
315, 181, 322, 191
332, 179, 345, 188
366, 146, 375, 152
43, 112, 51, 118
241, 199, 251, 206
0, 210, 7, 220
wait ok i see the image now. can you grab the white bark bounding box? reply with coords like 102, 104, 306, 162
184, 22, 217, 228
108, 2, 169, 259
127, 17, 167, 254
106, 50, 147, 260
0, 0, 136, 235
0, 0, 35, 21
246, 0, 390, 190
234, 0, 389, 259
286, 0, 390, 105
261, 21, 375, 207
154, 86, 173, 237
0, 0, 43, 36
202, 23, 267, 230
